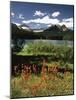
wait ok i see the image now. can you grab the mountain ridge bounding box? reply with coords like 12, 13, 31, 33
11, 23, 73, 40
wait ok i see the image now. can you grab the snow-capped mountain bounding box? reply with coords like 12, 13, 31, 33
44, 24, 69, 32
61, 25, 68, 31
18, 24, 32, 32
14, 22, 70, 33
11, 22, 73, 40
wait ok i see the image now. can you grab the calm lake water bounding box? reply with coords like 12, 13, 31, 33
12, 39, 73, 48
24, 40, 73, 47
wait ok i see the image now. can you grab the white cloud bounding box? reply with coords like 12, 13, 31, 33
22, 15, 73, 29
33, 10, 46, 17
47, 24, 52, 27
59, 17, 73, 29
11, 12, 15, 17
19, 14, 24, 19
52, 11, 60, 17
62, 18, 73, 22
22, 15, 59, 25
37, 24, 40, 26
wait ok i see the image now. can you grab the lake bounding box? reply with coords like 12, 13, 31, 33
23, 39, 73, 47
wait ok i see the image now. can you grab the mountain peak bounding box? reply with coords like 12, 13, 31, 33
61, 24, 68, 31
19, 24, 32, 31
44, 24, 69, 32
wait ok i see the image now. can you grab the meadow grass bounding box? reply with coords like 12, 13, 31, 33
11, 72, 74, 98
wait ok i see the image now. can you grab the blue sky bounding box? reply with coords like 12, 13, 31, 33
10, 1, 74, 29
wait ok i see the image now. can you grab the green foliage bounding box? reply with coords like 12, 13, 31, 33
17, 40, 73, 64
11, 88, 22, 98
65, 63, 74, 71
12, 39, 25, 52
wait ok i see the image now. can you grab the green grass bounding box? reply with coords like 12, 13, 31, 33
11, 72, 74, 98
16, 52, 59, 56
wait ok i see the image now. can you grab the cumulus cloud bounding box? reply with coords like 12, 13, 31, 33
52, 11, 60, 17
62, 18, 73, 22
19, 14, 24, 19
59, 17, 73, 29
22, 15, 73, 29
33, 10, 46, 17
22, 15, 59, 25
11, 12, 15, 17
